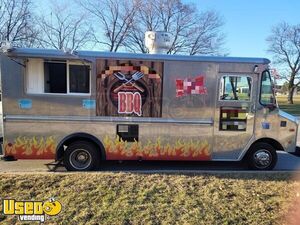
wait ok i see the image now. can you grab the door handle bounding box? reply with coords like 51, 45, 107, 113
250, 104, 256, 113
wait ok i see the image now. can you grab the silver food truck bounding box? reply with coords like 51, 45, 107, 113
0, 37, 299, 171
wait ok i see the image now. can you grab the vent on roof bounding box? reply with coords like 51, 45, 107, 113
145, 31, 173, 54
0, 41, 13, 53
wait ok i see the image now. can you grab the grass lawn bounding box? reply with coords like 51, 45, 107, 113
0, 172, 299, 225
277, 95, 300, 116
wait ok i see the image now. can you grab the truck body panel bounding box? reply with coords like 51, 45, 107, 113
0, 48, 298, 164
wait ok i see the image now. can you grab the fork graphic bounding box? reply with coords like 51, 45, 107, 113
113, 72, 145, 93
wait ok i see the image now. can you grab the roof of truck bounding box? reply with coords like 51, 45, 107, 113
5, 47, 271, 64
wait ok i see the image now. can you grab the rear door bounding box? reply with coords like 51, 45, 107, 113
213, 73, 257, 160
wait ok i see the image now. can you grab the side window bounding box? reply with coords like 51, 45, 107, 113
219, 75, 252, 101
44, 62, 67, 93
69, 65, 90, 93
26, 58, 90, 95
260, 70, 276, 105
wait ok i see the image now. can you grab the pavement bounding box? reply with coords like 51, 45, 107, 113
0, 150, 300, 173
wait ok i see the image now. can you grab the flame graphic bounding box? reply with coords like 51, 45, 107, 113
4, 136, 56, 159
104, 135, 211, 160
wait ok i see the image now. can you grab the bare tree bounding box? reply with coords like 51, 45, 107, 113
36, 2, 94, 50
0, 0, 37, 47
267, 22, 300, 104
78, 0, 140, 52
125, 0, 225, 55
187, 11, 225, 55
124, 0, 160, 53
158, 0, 197, 55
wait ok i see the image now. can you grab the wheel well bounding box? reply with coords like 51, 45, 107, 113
251, 138, 284, 151
242, 138, 283, 161
56, 133, 106, 161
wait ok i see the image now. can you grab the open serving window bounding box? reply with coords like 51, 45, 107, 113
26, 58, 91, 95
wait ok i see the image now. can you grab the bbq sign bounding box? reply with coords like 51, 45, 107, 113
96, 60, 163, 117
114, 72, 143, 116
118, 92, 142, 116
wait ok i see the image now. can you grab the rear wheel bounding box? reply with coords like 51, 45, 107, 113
63, 141, 100, 171
246, 142, 277, 170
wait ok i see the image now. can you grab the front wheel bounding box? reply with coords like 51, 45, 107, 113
63, 141, 100, 171
245, 142, 277, 170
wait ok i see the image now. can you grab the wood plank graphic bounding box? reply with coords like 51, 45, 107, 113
96, 59, 163, 117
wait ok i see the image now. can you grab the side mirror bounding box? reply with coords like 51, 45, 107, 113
266, 103, 276, 111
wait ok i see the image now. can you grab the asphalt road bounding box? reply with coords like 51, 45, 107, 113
0, 150, 300, 173
99, 151, 300, 172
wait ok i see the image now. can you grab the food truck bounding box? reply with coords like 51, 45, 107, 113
0, 40, 299, 171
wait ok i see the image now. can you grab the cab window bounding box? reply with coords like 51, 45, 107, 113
260, 70, 276, 105
219, 75, 252, 101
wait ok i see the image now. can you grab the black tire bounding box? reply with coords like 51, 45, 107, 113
63, 141, 100, 171
245, 142, 277, 170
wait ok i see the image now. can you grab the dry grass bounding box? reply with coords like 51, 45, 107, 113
0, 173, 300, 225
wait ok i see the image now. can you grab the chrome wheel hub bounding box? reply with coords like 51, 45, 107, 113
69, 149, 92, 170
254, 149, 272, 169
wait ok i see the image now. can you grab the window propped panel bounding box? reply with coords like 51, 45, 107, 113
26, 58, 44, 94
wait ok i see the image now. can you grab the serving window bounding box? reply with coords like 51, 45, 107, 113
44, 61, 67, 93
69, 64, 90, 93
26, 58, 91, 95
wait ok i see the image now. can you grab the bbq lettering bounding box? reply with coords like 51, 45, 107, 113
118, 92, 142, 116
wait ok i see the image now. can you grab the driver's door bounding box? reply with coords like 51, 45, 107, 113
213, 73, 257, 160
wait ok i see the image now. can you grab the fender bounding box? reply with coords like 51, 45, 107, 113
55, 132, 106, 161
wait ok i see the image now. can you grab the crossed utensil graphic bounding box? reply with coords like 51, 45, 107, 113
113, 71, 145, 93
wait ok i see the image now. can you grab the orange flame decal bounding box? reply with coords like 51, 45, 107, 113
4, 136, 56, 159
104, 135, 211, 160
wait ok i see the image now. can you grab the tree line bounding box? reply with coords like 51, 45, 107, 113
1, 0, 300, 104
0, 0, 225, 55
267, 22, 300, 104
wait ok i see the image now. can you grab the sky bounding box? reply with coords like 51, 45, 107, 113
184, 0, 300, 60
33, 0, 300, 62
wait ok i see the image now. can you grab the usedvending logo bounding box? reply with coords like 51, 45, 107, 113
2, 198, 62, 223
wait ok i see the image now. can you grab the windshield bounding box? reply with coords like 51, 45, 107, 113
260, 70, 276, 105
